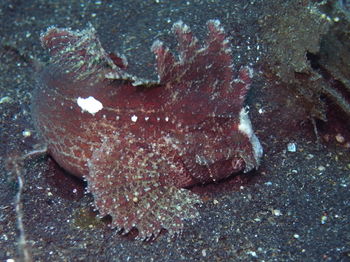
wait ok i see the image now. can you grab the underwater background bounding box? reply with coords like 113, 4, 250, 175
1, 0, 350, 261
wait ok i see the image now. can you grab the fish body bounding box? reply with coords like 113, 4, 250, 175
32, 20, 263, 240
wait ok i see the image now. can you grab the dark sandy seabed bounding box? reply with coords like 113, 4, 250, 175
1, 0, 350, 261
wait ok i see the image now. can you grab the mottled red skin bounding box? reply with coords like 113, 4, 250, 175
34, 68, 252, 185
32, 21, 262, 239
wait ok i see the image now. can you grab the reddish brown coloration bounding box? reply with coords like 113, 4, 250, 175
32, 20, 263, 240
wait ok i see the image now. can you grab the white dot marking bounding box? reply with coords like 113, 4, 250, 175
131, 115, 138, 122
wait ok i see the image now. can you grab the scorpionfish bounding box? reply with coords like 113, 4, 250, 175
31, 20, 263, 240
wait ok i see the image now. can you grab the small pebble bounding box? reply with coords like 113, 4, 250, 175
318, 166, 326, 171
287, 142, 297, 152
306, 154, 314, 160
247, 250, 258, 257
22, 129, 32, 137
335, 133, 345, 144
0, 96, 12, 104
272, 209, 282, 216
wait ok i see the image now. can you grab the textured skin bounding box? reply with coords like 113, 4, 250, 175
32, 20, 263, 240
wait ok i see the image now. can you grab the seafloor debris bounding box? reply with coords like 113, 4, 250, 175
31, 20, 262, 240
260, 0, 350, 121
259, 0, 330, 121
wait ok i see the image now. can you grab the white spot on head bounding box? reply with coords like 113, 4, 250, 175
131, 115, 138, 122
77, 96, 103, 115
145, 116, 149, 121
165, 116, 169, 122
